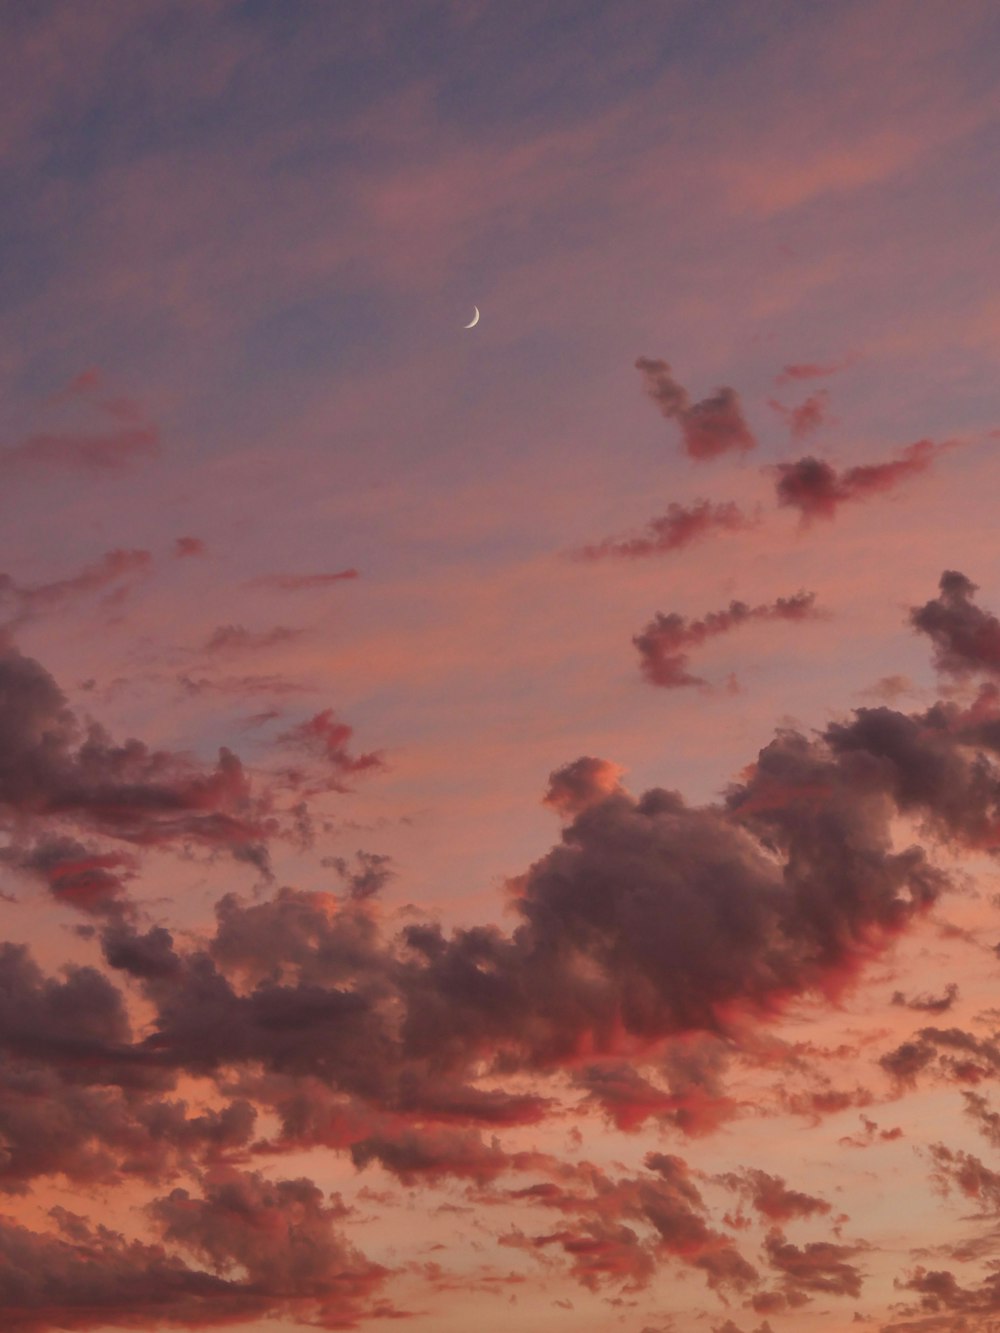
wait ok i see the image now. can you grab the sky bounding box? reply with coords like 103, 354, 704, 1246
2, 2, 1000, 1331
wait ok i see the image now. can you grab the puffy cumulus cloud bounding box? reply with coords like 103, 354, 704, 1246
767, 390, 833, 441
543, 756, 626, 817
633, 592, 819, 688
0, 1063, 255, 1194
0, 637, 273, 867
910, 570, 1000, 677
0, 1169, 389, 1331
773, 439, 942, 521
635, 358, 757, 460
578, 500, 754, 560
276, 709, 384, 793
715, 1169, 831, 1222
0, 548, 152, 626
247, 568, 359, 592
762, 1228, 865, 1299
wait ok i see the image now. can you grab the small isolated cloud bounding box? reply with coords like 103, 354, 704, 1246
892, 984, 959, 1015
204, 624, 304, 654
635, 358, 757, 460
910, 570, 1000, 677
775, 356, 856, 386
773, 439, 943, 521
173, 536, 207, 558
767, 390, 833, 440
277, 709, 384, 791
578, 499, 754, 560
249, 569, 360, 592
633, 592, 819, 688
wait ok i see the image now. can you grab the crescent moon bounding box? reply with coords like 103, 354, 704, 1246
463, 306, 480, 329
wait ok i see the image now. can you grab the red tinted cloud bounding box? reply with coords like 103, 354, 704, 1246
543, 756, 626, 817
767, 390, 832, 440
633, 592, 819, 688
773, 439, 940, 521
635, 358, 757, 460
276, 710, 384, 791
910, 570, 1000, 677
579, 499, 754, 560
249, 569, 359, 591
204, 624, 303, 653
775, 356, 855, 386
173, 537, 207, 558
0, 638, 272, 866
0, 548, 152, 624
717, 1169, 831, 1222
763, 1228, 865, 1299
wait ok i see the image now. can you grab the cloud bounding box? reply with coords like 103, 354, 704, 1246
325, 850, 396, 901
767, 390, 832, 440
0, 637, 272, 866
633, 592, 819, 688
276, 710, 384, 791
248, 569, 360, 592
578, 500, 754, 560
773, 439, 941, 521
543, 757, 626, 817
0, 428, 159, 478
203, 624, 304, 654
891, 984, 959, 1014
775, 357, 855, 386
635, 358, 757, 460
173, 537, 207, 558
716, 1169, 832, 1222
910, 570, 1000, 677
0, 549, 152, 625
0, 1169, 389, 1331
763, 1228, 865, 1299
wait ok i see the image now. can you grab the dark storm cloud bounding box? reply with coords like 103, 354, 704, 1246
910, 570, 1000, 677
633, 592, 819, 688
635, 358, 757, 460
773, 439, 940, 521
578, 499, 754, 560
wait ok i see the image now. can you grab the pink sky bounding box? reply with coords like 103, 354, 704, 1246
2, 3, 1000, 1331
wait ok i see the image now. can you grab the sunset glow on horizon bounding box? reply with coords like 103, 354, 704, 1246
2, 5, 1000, 1333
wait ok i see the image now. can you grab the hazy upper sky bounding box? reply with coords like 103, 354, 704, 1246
3, 4, 1000, 1332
